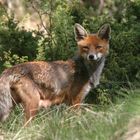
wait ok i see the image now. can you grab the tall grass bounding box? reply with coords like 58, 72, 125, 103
0, 89, 140, 140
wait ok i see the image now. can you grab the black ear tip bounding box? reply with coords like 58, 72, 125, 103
98, 23, 111, 40
74, 23, 87, 41
102, 23, 111, 30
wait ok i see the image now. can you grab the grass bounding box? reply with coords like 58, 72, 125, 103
0, 89, 140, 140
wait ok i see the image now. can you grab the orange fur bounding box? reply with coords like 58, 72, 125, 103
0, 23, 111, 124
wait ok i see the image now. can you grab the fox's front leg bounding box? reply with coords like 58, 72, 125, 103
72, 102, 82, 109
71, 83, 91, 108
71, 95, 84, 109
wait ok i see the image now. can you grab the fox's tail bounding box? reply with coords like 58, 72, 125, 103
0, 74, 19, 121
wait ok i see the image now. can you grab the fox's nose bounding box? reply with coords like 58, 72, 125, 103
88, 54, 95, 60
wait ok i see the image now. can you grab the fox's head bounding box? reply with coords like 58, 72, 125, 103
74, 23, 111, 62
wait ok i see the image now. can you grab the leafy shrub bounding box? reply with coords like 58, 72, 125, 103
0, 16, 40, 71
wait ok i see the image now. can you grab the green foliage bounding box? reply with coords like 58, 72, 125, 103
0, 15, 39, 71
36, 0, 75, 60
2, 50, 28, 68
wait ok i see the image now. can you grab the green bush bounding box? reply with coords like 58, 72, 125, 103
0, 16, 40, 71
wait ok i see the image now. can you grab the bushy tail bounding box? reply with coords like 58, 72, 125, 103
0, 76, 13, 122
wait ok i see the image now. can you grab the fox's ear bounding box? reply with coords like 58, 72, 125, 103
74, 23, 87, 41
98, 24, 111, 40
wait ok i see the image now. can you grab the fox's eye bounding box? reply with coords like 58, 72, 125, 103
96, 45, 102, 49
82, 46, 89, 51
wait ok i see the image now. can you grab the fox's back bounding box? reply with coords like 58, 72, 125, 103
1, 61, 75, 96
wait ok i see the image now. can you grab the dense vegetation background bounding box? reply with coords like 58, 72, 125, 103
0, 0, 139, 104
0, 0, 140, 140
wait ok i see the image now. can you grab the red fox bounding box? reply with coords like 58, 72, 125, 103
0, 23, 111, 124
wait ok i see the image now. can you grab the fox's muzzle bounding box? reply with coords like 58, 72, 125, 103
87, 53, 103, 61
